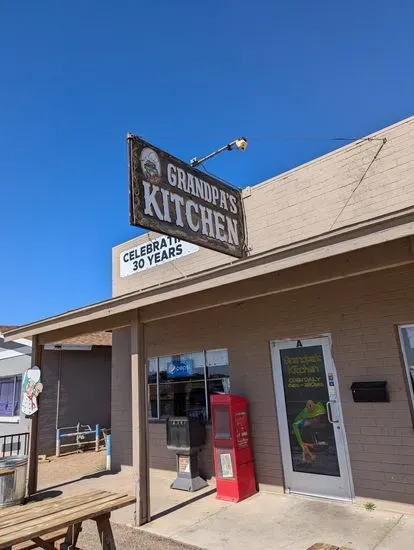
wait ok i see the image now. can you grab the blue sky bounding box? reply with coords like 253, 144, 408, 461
0, 1, 413, 324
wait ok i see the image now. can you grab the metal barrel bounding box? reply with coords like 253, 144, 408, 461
0, 456, 28, 508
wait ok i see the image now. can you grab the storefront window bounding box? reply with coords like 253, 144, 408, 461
147, 349, 230, 420
398, 325, 414, 415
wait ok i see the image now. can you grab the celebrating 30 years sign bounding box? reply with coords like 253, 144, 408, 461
120, 235, 198, 278
128, 135, 246, 258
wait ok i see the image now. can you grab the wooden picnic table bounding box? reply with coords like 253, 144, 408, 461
0, 490, 136, 550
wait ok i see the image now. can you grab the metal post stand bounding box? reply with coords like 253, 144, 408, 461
171, 451, 208, 492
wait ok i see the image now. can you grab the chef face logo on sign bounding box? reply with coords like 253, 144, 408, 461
140, 147, 161, 184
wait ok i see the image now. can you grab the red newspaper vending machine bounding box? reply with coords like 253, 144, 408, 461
210, 394, 257, 502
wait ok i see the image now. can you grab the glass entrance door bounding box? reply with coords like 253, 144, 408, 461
270, 336, 353, 501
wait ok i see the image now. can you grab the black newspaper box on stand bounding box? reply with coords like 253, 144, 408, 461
166, 417, 207, 492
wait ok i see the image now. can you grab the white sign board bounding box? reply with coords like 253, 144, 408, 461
120, 235, 198, 278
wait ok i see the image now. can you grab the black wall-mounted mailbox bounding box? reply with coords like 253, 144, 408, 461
351, 381, 389, 403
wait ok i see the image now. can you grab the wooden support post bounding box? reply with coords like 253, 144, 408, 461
130, 311, 150, 526
27, 335, 43, 496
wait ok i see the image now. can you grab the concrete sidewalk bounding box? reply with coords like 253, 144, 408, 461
141, 490, 413, 550
37, 454, 414, 550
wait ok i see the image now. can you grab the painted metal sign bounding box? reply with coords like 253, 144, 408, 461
128, 135, 246, 258
21, 366, 43, 416
120, 235, 198, 278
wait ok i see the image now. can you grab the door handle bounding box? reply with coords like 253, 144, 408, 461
326, 401, 338, 424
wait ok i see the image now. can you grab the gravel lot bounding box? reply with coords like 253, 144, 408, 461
77, 520, 199, 549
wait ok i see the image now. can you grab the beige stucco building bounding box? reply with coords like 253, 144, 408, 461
5, 115, 414, 523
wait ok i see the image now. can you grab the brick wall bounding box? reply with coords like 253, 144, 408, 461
111, 328, 132, 469
113, 116, 414, 297
39, 347, 112, 456
112, 262, 414, 503
38, 350, 60, 456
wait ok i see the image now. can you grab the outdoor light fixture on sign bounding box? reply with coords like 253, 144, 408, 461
127, 135, 246, 258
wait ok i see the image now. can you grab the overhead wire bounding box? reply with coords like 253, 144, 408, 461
131, 131, 390, 263
197, 162, 241, 190
136, 134, 386, 144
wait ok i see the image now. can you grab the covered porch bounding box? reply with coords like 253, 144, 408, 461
36, 451, 215, 527
4, 232, 414, 526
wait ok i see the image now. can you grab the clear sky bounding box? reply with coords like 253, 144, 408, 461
0, 1, 413, 325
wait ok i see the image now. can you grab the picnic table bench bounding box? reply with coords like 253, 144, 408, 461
0, 490, 136, 549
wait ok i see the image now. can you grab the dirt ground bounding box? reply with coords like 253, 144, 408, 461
37, 451, 199, 549
77, 521, 198, 549
38, 450, 107, 489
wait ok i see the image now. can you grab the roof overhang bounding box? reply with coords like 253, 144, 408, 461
4, 208, 414, 345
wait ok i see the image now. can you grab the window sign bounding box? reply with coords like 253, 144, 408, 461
280, 345, 340, 477
148, 349, 230, 420
167, 359, 194, 379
